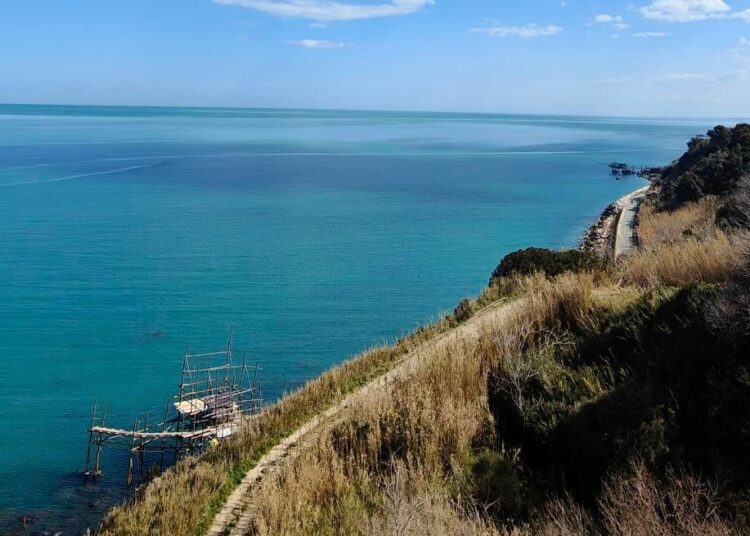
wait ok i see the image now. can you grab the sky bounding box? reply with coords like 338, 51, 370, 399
1, 0, 750, 117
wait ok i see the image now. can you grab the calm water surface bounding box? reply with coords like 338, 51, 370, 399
0, 105, 720, 533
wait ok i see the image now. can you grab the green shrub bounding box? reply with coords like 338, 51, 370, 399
468, 451, 530, 520
660, 123, 750, 207
490, 248, 605, 283
453, 298, 476, 323
675, 171, 705, 203
718, 176, 750, 230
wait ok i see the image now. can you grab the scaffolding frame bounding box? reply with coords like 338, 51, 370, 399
84, 329, 263, 487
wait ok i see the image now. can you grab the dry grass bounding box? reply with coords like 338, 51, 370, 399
249, 324, 499, 534
619, 193, 746, 289
533, 464, 736, 536
638, 196, 719, 250
622, 233, 742, 288
99, 318, 456, 536
245, 272, 617, 535
514, 272, 596, 334
598, 464, 733, 536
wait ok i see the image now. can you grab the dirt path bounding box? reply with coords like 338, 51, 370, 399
614, 186, 649, 258
207, 298, 520, 536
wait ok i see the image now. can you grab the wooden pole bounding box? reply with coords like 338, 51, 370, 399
93, 406, 108, 477
239, 352, 248, 413
178, 346, 189, 405
126, 419, 138, 487
137, 414, 148, 483
84, 401, 97, 474
160, 398, 169, 470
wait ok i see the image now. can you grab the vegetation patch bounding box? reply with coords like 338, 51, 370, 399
490, 247, 606, 283
658, 124, 750, 208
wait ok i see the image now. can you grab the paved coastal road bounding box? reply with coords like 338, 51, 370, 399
614, 186, 649, 258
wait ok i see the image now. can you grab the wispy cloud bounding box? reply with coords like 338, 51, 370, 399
665, 72, 717, 82
594, 14, 622, 23
214, 0, 432, 21
592, 13, 631, 29
471, 23, 563, 38
632, 31, 671, 37
285, 39, 348, 48
658, 70, 746, 86
731, 36, 750, 60
638, 0, 750, 22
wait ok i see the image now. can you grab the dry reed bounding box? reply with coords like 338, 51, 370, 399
638, 197, 718, 250
622, 233, 742, 288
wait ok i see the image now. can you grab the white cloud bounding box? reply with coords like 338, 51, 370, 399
657, 70, 746, 86
632, 31, 671, 36
638, 0, 736, 22
591, 13, 630, 29
471, 23, 563, 38
285, 39, 347, 48
214, 0, 432, 21
666, 72, 717, 81
593, 14, 623, 23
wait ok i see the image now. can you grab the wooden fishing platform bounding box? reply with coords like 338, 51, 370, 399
83, 329, 263, 486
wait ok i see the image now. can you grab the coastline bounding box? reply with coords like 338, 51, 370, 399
581, 184, 651, 257
92, 183, 663, 535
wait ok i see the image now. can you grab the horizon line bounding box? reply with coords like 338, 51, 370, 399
0, 101, 746, 123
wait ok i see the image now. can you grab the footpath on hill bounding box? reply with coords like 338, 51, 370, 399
207, 297, 522, 536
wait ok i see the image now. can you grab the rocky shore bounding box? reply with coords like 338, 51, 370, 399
581, 184, 653, 257
580, 200, 621, 257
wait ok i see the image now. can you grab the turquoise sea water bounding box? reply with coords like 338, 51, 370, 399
0, 105, 721, 533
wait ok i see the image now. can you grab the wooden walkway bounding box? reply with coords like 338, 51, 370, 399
89, 425, 227, 441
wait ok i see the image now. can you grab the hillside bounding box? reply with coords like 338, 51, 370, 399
100, 125, 750, 536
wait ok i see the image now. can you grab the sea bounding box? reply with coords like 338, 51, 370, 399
0, 105, 725, 534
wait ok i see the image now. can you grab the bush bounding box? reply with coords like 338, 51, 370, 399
718, 176, 750, 231
490, 248, 605, 284
454, 298, 477, 323
660, 123, 750, 207
675, 172, 705, 203
468, 451, 530, 520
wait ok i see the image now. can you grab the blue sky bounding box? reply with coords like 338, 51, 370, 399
1, 0, 749, 116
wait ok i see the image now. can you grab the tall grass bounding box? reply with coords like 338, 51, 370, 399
243, 272, 620, 534
239, 265, 744, 535
622, 233, 742, 288
249, 326, 500, 534
99, 317, 458, 536
534, 464, 736, 536
638, 196, 718, 250
618, 195, 746, 288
